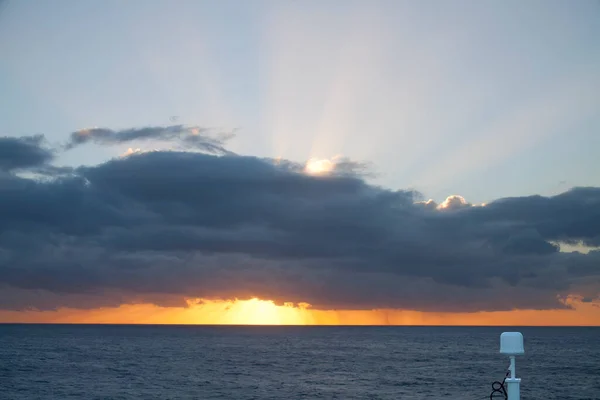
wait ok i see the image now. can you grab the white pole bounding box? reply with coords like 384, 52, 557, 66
500, 332, 524, 400
505, 355, 521, 400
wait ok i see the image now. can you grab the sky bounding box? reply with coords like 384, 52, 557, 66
0, 0, 599, 325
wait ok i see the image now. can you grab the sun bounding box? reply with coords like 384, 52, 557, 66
194, 298, 310, 325
304, 158, 335, 175
229, 298, 284, 325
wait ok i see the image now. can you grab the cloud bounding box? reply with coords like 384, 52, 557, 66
65, 125, 235, 154
436, 194, 471, 210
0, 131, 599, 312
0, 135, 54, 172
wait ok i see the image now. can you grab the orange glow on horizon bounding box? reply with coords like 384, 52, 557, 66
1, 297, 599, 326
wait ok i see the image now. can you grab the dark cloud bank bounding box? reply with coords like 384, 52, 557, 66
1, 127, 599, 313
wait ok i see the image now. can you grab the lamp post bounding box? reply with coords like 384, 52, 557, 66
500, 332, 524, 400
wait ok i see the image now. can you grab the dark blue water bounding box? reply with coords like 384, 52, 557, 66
1, 325, 599, 400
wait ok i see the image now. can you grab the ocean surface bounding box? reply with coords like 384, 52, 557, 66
1, 325, 599, 400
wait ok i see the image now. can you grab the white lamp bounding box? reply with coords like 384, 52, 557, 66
500, 332, 524, 400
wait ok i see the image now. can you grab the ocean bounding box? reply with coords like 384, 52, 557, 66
0, 325, 598, 400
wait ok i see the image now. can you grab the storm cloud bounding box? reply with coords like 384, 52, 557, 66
1, 131, 599, 312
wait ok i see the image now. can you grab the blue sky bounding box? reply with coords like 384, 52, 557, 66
1, 0, 599, 204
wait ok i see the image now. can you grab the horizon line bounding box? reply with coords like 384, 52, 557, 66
2, 323, 599, 328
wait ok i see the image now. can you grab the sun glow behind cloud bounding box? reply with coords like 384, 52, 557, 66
2, 297, 599, 326
188, 298, 312, 325
304, 157, 336, 175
